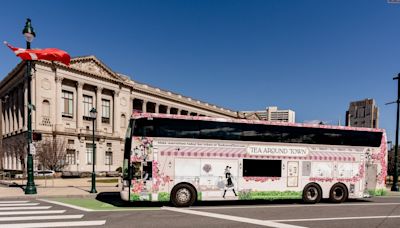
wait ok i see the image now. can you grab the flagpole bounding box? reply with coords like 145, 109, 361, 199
23, 18, 37, 195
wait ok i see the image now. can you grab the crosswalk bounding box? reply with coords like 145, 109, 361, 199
0, 200, 106, 227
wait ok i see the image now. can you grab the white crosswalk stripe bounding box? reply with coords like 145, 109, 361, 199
0, 200, 106, 227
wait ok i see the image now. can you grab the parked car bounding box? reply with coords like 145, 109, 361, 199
34, 170, 55, 177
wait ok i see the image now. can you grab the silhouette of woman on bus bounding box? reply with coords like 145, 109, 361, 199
223, 166, 237, 198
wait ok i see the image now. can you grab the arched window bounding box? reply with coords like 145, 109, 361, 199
121, 114, 126, 128
42, 100, 50, 117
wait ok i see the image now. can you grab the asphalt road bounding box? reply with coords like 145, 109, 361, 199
2, 197, 400, 228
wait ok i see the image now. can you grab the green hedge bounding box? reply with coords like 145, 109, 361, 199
158, 192, 170, 202
368, 189, 387, 196
238, 191, 302, 200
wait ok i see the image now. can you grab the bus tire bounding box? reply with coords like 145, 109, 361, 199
171, 183, 197, 207
329, 183, 348, 203
302, 183, 322, 204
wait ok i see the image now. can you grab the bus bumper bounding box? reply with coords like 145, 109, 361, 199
120, 189, 129, 201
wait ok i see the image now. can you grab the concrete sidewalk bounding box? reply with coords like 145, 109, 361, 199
0, 177, 120, 199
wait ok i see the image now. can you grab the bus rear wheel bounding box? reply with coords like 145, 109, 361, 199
171, 183, 196, 207
302, 183, 322, 204
329, 183, 348, 203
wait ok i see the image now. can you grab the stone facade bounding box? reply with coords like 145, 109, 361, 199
0, 56, 238, 173
345, 98, 379, 128
241, 106, 296, 123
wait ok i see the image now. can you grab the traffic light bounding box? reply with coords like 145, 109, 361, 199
32, 132, 42, 141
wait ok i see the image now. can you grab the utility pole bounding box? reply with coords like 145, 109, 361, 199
388, 75, 400, 191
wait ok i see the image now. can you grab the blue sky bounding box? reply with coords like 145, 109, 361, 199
0, 0, 399, 142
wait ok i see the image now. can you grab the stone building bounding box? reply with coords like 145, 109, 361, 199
345, 98, 379, 128
241, 106, 296, 123
0, 56, 238, 174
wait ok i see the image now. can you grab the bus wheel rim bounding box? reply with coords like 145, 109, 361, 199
176, 188, 191, 204
307, 187, 318, 200
333, 187, 344, 200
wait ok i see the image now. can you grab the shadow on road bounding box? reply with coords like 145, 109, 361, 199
96, 191, 373, 208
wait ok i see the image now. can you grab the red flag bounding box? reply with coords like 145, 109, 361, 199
4, 41, 70, 66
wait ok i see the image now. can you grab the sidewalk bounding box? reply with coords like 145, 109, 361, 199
0, 177, 120, 199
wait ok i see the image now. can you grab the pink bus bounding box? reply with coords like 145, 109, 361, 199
120, 113, 387, 207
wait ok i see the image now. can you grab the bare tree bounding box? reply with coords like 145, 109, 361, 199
36, 137, 67, 171
13, 137, 27, 176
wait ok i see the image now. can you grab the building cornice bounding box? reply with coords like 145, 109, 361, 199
1, 56, 241, 118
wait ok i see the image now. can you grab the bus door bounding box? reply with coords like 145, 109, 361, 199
287, 161, 299, 187
128, 161, 153, 198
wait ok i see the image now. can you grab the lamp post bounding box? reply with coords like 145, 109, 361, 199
23, 18, 37, 195
89, 107, 97, 193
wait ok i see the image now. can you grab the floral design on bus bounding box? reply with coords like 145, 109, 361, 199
151, 160, 171, 192
243, 177, 281, 182
372, 133, 387, 185
132, 137, 154, 162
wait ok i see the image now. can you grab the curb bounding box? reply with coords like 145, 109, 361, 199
0, 194, 98, 200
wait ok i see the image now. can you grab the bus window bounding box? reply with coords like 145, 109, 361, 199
132, 162, 141, 179
142, 162, 152, 180
243, 159, 282, 177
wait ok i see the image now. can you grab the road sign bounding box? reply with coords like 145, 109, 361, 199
30, 143, 36, 155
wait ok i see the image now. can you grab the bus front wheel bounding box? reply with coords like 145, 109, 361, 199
171, 183, 196, 207
302, 183, 322, 204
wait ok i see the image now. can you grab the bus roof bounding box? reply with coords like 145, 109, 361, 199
131, 112, 385, 134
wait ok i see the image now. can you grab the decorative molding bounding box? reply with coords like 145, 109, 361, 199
120, 97, 127, 107
55, 76, 64, 83
41, 78, 51, 90
76, 81, 84, 88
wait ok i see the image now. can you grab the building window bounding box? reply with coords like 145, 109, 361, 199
121, 114, 126, 128
62, 91, 73, 118
102, 99, 110, 124
42, 100, 50, 117
86, 143, 94, 165
83, 95, 93, 120
105, 151, 113, 165
106, 143, 112, 147
68, 139, 74, 144
66, 149, 76, 165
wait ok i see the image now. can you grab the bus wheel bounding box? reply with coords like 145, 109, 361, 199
171, 183, 196, 207
302, 183, 322, 204
329, 183, 348, 203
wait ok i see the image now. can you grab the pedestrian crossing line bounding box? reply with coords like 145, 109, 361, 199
0, 206, 51, 211
0, 214, 84, 221
0, 201, 30, 204
0, 210, 65, 216
0, 203, 39, 207
0, 220, 106, 228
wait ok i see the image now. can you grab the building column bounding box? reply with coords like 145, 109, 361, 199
96, 87, 103, 133
0, 100, 3, 136
18, 86, 23, 131
76, 82, 84, 133
23, 82, 27, 131
14, 90, 17, 132
155, 103, 159, 113
113, 91, 120, 136
167, 106, 171, 114
8, 96, 12, 133
55, 76, 64, 131
142, 100, 147, 113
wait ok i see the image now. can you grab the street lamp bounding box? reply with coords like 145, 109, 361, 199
23, 18, 37, 195
89, 107, 97, 193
